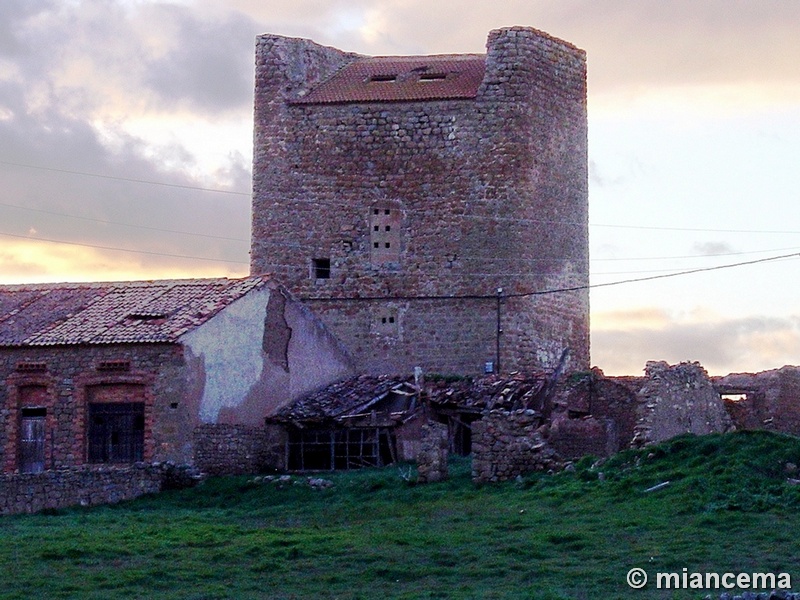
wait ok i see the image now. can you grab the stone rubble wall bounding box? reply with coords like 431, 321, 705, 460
0, 464, 162, 515
471, 409, 562, 483
547, 415, 615, 460
193, 424, 272, 476
715, 366, 800, 435
632, 361, 734, 447
416, 421, 449, 483
251, 27, 589, 376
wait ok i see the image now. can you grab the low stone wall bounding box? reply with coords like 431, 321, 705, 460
416, 422, 448, 483
0, 464, 162, 515
547, 415, 615, 460
193, 424, 270, 476
472, 409, 562, 483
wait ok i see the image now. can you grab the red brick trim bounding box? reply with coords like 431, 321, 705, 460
75, 371, 156, 465
3, 373, 58, 474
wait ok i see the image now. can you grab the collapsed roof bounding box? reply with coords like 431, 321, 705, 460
270, 372, 553, 427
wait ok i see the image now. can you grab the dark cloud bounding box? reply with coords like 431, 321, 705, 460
0, 1, 254, 280
0, 1, 53, 56
691, 241, 736, 256
0, 106, 250, 272
2, 1, 261, 119
140, 4, 261, 114
229, 1, 800, 93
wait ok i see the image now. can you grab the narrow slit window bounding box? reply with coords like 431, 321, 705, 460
419, 73, 447, 82
369, 204, 401, 264
369, 74, 397, 83
373, 310, 400, 336
312, 258, 331, 279
97, 360, 131, 372
16, 362, 47, 373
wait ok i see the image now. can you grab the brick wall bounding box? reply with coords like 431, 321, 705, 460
632, 362, 733, 447
251, 26, 589, 376
547, 416, 613, 460
0, 344, 189, 473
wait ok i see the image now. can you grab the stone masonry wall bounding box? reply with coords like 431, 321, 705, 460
632, 361, 734, 447
193, 424, 271, 476
0, 464, 162, 515
716, 366, 800, 435
251, 27, 589, 376
472, 409, 562, 482
416, 421, 449, 483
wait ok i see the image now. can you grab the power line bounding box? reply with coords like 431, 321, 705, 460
592, 246, 800, 262
0, 230, 250, 265
0, 201, 249, 243
0, 159, 250, 196
0, 160, 800, 243
510, 251, 800, 298
4, 221, 798, 276
4, 159, 800, 235
592, 222, 800, 235
300, 251, 800, 302
4, 193, 797, 262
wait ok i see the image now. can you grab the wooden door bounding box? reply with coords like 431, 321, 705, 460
19, 409, 46, 474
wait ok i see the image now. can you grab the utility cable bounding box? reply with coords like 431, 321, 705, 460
0, 230, 249, 265
509, 251, 800, 298
0, 201, 249, 243
4, 158, 800, 235
300, 251, 800, 303
0, 159, 250, 196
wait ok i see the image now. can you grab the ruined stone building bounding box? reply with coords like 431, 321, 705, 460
0, 277, 353, 475
0, 26, 592, 485
251, 26, 590, 376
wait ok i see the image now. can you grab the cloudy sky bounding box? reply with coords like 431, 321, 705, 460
1, 0, 798, 375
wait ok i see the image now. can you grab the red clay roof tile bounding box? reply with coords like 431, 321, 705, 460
0, 276, 270, 346
291, 54, 486, 104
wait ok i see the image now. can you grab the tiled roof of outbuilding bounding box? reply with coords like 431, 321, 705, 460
0, 276, 270, 347
271, 372, 552, 425
290, 54, 486, 104
270, 375, 411, 422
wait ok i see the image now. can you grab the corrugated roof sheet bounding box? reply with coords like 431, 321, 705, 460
0, 276, 270, 347
290, 54, 486, 104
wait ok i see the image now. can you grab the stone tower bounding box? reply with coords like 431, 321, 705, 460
251, 27, 589, 375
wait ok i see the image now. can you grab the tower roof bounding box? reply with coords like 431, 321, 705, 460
290, 54, 486, 104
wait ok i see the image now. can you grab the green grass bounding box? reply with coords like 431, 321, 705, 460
2, 430, 800, 599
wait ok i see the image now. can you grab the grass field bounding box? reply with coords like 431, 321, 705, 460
2, 430, 800, 599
